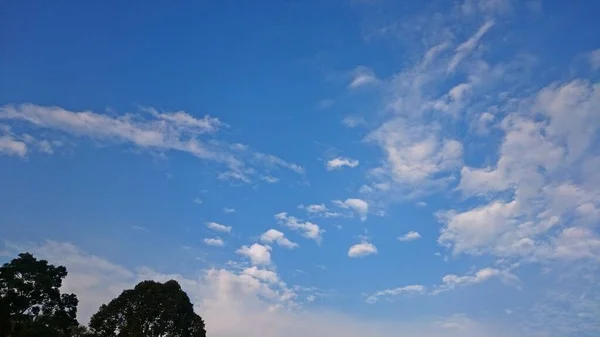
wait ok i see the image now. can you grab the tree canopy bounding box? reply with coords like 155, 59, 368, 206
89, 280, 206, 337
0, 253, 79, 337
0, 253, 206, 337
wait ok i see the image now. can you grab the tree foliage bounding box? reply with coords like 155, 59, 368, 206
0, 253, 79, 337
89, 280, 206, 337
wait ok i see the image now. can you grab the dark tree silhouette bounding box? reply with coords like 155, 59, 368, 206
0, 253, 79, 337
89, 280, 206, 337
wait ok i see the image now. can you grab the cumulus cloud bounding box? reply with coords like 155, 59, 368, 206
236, 243, 272, 265
274, 212, 325, 243
348, 242, 377, 257
260, 229, 299, 249
333, 198, 369, 220
204, 238, 225, 247
206, 222, 232, 233
325, 157, 359, 170
398, 231, 422, 242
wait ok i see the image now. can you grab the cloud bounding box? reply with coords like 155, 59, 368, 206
341, 116, 366, 128
298, 204, 343, 218
398, 231, 422, 242
223, 207, 236, 213
242, 266, 281, 285
206, 222, 232, 233
236, 243, 272, 265
1, 240, 530, 337
0, 104, 302, 183
325, 157, 359, 170
348, 242, 377, 257
366, 285, 425, 303
348, 66, 379, 88
442, 79, 600, 262
274, 212, 325, 243
447, 20, 495, 73
194, 197, 203, 204
587, 49, 600, 70
0, 135, 27, 157
261, 175, 280, 183
433, 267, 519, 294
204, 238, 225, 247
260, 229, 299, 249
333, 198, 369, 220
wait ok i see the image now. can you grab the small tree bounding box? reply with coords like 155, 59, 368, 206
89, 280, 206, 337
0, 253, 79, 337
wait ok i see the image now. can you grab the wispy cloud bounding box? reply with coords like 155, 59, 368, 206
0, 104, 302, 183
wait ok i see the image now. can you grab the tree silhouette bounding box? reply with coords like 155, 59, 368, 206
0, 253, 79, 337
89, 280, 206, 337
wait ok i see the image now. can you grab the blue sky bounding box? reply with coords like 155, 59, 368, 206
1, 1, 600, 336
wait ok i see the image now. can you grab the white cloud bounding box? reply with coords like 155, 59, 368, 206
434, 267, 519, 294
204, 238, 225, 247
260, 229, 299, 249
333, 198, 369, 220
274, 212, 325, 243
367, 119, 463, 194
366, 285, 425, 303
223, 207, 236, 213
206, 222, 232, 233
326, 157, 359, 170
447, 21, 495, 73
0, 104, 302, 182
398, 231, 422, 242
242, 266, 281, 285
0, 135, 27, 157
348, 242, 377, 257
348, 66, 379, 88
298, 204, 343, 218
236, 243, 272, 265
194, 197, 203, 204
444, 79, 600, 262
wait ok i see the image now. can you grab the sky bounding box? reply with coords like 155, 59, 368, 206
1, 0, 600, 336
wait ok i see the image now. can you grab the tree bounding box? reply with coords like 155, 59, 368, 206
89, 280, 206, 337
0, 253, 79, 337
